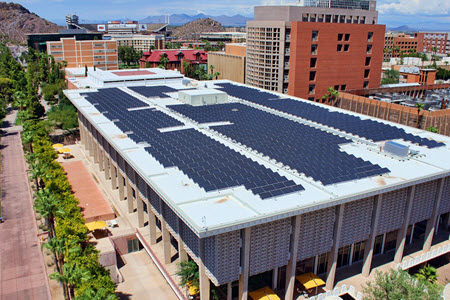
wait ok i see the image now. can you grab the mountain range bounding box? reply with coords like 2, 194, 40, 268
140, 13, 252, 26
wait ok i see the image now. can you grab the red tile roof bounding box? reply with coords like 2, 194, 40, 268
141, 49, 208, 63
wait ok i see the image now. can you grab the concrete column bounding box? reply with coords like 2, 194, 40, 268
111, 165, 118, 190
177, 219, 188, 261
227, 282, 232, 300
423, 178, 445, 251
362, 195, 383, 277
199, 238, 210, 300
98, 148, 104, 171
162, 218, 172, 264
118, 172, 125, 200
148, 209, 157, 245
239, 227, 251, 300
93, 140, 99, 163
126, 178, 134, 214
104, 156, 111, 180
272, 267, 278, 291
285, 216, 301, 300
136, 193, 144, 228
79, 122, 85, 144
86, 133, 92, 153
88, 134, 93, 156
395, 186, 416, 263
326, 204, 345, 290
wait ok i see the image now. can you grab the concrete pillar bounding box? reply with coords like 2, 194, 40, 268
118, 172, 125, 200
395, 186, 416, 263
199, 238, 210, 300
272, 267, 278, 291
79, 122, 85, 144
177, 219, 188, 261
111, 165, 118, 189
423, 178, 445, 251
126, 178, 134, 214
362, 195, 383, 277
148, 209, 157, 245
326, 204, 345, 290
93, 141, 99, 163
104, 156, 111, 180
227, 282, 232, 300
98, 148, 104, 171
86, 133, 92, 153
239, 227, 251, 300
88, 135, 94, 156
136, 193, 145, 228
162, 218, 172, 264
285, 216, 301, 300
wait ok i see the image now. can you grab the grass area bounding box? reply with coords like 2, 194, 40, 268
118, 63, 140, 70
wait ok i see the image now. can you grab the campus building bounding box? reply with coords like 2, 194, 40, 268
104, 34, 165, 51
66, 80, 450, 300
415, 32, 449, 55
383, 33, 421, 60
208, 44, 246, 83
139, 49, 208, 72
46, 37, 118, 70
246, 1, 384, 101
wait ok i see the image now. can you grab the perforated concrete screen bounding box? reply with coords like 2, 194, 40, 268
249, 219, 291, 276
340, 197, 374, 247
204, 231, 241, 286
410, 181, 438, 225
148, 186, 162, 217
376, 188, 408, 235
181, 222, 200, 263
439, 177, 450, 214
163, 201, 179, 235
297, 207, 336, 261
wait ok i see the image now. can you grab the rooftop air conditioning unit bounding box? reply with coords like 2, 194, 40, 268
384, 141, 409, 158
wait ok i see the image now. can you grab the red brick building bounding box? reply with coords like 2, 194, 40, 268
415, 32, 449, 55
139, 49, 207, 73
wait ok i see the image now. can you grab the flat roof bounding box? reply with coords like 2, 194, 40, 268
65, 80, 450, 237
179, 89, 227, 96
90, 68, 183, 82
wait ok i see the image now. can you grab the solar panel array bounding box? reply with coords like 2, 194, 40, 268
170, 103, 390, 185
215, 83, 444, 148
82, 89, 304, 199
129, 86, 179, 98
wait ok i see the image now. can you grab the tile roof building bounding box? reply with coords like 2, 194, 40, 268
139, 49, 208, 72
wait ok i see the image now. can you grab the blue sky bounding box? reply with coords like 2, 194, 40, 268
10, 0, 450, 30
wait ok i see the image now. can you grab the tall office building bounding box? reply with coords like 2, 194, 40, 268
246, 0, 384, 101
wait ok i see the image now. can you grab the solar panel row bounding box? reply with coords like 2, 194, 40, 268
170, 103, 390, 185
129, 86, 179, 98
82, 89, 304, 199
215, 83, 444, 149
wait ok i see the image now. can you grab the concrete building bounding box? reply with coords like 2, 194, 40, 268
46, 37, 118, 70
208, 44, 246, 83
105, 34, 165, 51
246, 1, 384, 101
66, 80, 450, 300
27, 31, 103, 52
199, 32, 246, 43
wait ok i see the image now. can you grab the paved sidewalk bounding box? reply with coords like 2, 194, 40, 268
0, 108, 51, 300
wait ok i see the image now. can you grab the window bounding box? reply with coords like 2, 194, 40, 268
344, 33, 350, 41
308, 97, 315, 101
337, 245, 351, 268
309, 71, 316, 81
127, 239, 141, 253
334, 85, 339, 90
344, 44, 349, 52
337, 44, 343, 52
365, 57, 371, 66
311, 44, 318, 55
352, 241, 365, 263
308, 84, 315, 94
367, 45, 372, 54
317, 253, 328, 274
310, 57, 317, 68
363, 81, 369, 88
364, 69, 370, 78
312, 31, 318, 41
338, 33, 343, 41
340, 84, 346, 90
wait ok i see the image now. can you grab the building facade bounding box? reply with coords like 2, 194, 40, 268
67, 80, 450, 300
208, 44, 246, 83
415, 32, 449, 55
47, 37, 118, 70
383, 33, 421, 60
139, 49, 207, 72
105, 34, 165, 51
246, 2, 384, 100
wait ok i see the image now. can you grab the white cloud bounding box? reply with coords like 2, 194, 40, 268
377, 0, 450, 15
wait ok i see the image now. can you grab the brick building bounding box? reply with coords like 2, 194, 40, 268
246, 1, 385, 101
46, 37, 118, 70
415, 32, 449, 55
384, 33, 421, 60
139, 49, 207, 72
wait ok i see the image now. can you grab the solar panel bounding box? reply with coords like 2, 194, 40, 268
129, 86, 179, 98
215, 83, 444, 149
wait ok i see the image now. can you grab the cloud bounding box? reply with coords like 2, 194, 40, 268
377, 0, 450, 15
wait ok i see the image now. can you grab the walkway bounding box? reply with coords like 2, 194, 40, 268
0, 108, 51, 300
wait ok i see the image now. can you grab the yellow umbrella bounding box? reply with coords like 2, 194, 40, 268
187, 281, 199, 296
85, 221, 107, 231
58, 148, 71, 154
249, 286, 281, 300
296, 273, 325, 290
52, 143, 63, 149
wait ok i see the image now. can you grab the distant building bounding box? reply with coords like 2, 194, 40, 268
415, 32, 449, 55
384, 33, 421, 60
246, 1, 384, 100
208, 43, 246, 83
46, 37, 118, 70
66, 14, 79, 29
139, 49, 207, 73
78, 22, 169, 37
105, 34, 165, 51
27, 31, 103, 52
393, 66, 437, 85
199, 32, 246, 43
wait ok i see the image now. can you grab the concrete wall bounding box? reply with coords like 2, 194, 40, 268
208, 52, 246, 83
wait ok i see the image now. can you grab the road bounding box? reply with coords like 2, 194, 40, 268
0, 107, 51, 299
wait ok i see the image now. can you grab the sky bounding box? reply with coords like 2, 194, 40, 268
9, 0, 450, 30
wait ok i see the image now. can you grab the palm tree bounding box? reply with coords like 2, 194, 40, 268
176, 260, 199, 291
21, 130, 36, 153
34, 188, 62, 239
213, 71, 220, 80
158, 54, 169, 69
73, 287, 117, 300
13, 91, 28, 111
50, 263, 91, 299
415, 265, 438, 283
29, 160, 49, 191
420, 53, 429, 68
209, 64, 215, 75
322, 87, 339, 105
415, 102, 425, 129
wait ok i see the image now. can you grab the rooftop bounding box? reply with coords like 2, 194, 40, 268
65, 80, 450, 237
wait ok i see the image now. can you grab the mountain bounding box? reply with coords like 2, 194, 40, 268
172, 18, 225, 40
140, 13, 252, 26
387, 25, 417, 32
0, 2, 59, 44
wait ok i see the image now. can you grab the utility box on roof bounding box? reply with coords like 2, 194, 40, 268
178, 89, 228, 106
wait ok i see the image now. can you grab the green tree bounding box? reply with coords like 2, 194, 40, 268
415, 265, 438, 283
426, 126, 439, 133
47, 104, 78, 132
415, 102, 425, 129
213, 71, 220, 80
84, 65, 88, 77
13, 90, 28, 110
209, 64, 215, 75
0, 77, 14, 102
158, 54, 170, 69
34, 188, 63, 239
363, 269, 442, 300
176, 260, 199, 291
50, 263, 91, 299
217, 41, 225, 51
322, 86, 339, 105
381, 69, 400, 85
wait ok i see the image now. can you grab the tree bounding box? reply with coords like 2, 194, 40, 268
34, 188, 63, 239
426, 126, 439, 133
50, 263, 91, 299
47, 104, 78, 132
322, 86, 339, 105
415, 102, 425, 128
415, 265, 438, 283
213, 71, 220, 80
158, 54, 169, 69
13, 90, 28, 110
217, 41, 225, 51
0, 77, 14, 102
209, 64, 215, 75
176, 260, 199, 291
381, 69, 400, 85
362, 269, 442, 300
118, 46, 142, 66
29, 160, 50, 191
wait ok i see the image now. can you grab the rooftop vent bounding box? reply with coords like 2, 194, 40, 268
384, 141, 409, 157
178, 89, 228, 106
